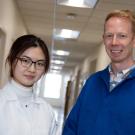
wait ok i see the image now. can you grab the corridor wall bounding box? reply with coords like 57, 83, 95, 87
0, 0, 27, 87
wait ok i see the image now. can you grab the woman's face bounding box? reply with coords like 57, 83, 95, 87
12, 47, 46, 87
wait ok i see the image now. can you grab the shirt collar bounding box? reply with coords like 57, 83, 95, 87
2, 80, 44, 104
109, 64, 135, 75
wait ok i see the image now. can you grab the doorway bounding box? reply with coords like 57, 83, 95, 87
0, 29, 6, 88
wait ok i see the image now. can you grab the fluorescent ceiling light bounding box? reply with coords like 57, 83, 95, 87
53, 50, 70, 56
51, 66, 62, 70
51, 60, 65, 65
54, 28, 80, 40
50, 70, 61, 74
57, 0, 98, 8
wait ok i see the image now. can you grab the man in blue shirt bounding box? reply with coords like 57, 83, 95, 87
62, 9, 135, 135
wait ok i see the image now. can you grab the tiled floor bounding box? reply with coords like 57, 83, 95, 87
53, 107, 64, 135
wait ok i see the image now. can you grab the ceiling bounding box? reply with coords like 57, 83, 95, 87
15, 0, 135, 73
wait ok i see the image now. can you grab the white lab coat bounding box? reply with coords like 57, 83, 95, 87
0, 82, 57, 135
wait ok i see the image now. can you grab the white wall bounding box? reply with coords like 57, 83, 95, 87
81, 47, 99, 76
71, 46, 99, 81
0, 0, 27, 87
96, 43, 110, 71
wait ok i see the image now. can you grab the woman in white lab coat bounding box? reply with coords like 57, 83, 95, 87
0, 35, 57, 135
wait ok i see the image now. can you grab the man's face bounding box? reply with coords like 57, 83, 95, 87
103, 17, 135, 65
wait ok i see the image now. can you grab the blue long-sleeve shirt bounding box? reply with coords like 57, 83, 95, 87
62, 66, 135, 135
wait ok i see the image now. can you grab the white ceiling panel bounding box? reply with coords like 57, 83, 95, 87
16, 0, 135, 73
